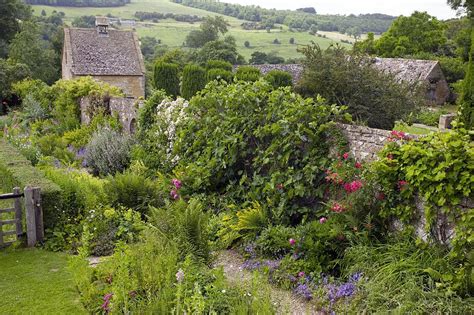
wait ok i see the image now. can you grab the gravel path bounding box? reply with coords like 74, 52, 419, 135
213, 250, 322, 315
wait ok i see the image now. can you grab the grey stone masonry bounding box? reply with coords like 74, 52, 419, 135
337, 123, 418, 161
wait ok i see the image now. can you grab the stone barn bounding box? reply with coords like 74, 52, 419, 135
372, 58, 450, 105
62, 17, 146, 98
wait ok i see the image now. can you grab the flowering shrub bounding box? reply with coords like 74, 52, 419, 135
163, 79, 348, 224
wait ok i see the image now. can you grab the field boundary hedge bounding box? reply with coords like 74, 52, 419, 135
0, 138, 62, 229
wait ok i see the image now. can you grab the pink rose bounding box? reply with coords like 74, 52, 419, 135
298, 271, 305, 278
343, 152, 349, 160
172, 178, 182, 189
289, 238, 296, 246
319, 217, 327, 224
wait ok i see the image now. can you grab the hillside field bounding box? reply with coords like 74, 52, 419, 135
31, 0, 352, 60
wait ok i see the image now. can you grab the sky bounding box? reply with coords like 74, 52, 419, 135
224, 0, 460, 20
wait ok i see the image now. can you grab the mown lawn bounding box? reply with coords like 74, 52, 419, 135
0, 249, 85, 315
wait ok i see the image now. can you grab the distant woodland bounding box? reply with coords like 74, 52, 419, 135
24, 0, 130, 7
171, 0, 395, 34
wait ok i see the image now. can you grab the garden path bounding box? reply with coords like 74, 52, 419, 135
214, 250, 321, 315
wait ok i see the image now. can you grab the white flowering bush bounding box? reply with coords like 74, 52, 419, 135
136, 97, 190, 171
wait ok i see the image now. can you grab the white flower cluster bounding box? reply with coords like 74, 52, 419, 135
154, 97, 189, 165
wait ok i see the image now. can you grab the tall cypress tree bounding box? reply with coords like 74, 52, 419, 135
459, 27, 474, 130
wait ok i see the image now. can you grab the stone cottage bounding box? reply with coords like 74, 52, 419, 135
62, 17, 146, 98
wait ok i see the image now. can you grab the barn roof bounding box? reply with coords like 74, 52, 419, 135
64, 27, 145, 76
234, 58, 440, 86
372, 58, 439, 83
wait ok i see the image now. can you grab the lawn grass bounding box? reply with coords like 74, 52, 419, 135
394, 122, 435, 135
31, 0, 350, 61
0, 248, 85, 314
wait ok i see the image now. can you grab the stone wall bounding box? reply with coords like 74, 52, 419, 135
337, 123, 402, 161
80, 96, 143, 133
80, 75, 145, 98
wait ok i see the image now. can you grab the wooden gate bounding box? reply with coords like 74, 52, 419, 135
0, 187, 43, 248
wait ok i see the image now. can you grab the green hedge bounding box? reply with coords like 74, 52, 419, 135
264, 70, 293, 89
205, 59, 233, 72
0, 138, 62, 230
235, 66, 261, 82
206, 68, 233, 83
153, 62, 180, 97
181, 64, 207, 100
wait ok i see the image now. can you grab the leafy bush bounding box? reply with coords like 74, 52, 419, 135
234, 66, 261, 82
153, 62, 180, 97
83, 206, 144, 256
105, 171, 164, 216
205, 59, 233, 71
180, 64, 207, 100
297, 44, 423, 129
206, 68, 233, 83
256, 225, 296, 258
163, 80, 347, 224
264, 70, 293, 89
137, 89, 168, 135
85, 128, 133, 176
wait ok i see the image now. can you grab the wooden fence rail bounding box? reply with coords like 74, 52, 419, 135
0, 187, 43, 248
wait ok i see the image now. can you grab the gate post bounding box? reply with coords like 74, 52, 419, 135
25, 187, 43, 247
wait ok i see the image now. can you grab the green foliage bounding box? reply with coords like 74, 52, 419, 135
206, 68, 233, 83
70, 227, 274, 313
197, 37, 245, 65
342, 235, 473, 313
234, 66, 261, 82
0, 59, 30, 101
297, 44, 422, 129
205, 59, 233, 71
164, 80, 346, 224
8, 21, 59, 84
40, 166, 108, 250
50, 77, 122, 133
0, 0, 31, 58
372, 11, 448, 57
149, 199, 210, 263
406, 107, 451, 127
459, 27, 474, 130
185, 16, 229, 48
85, 127, 133, 176
180, 64, 206, 100
370, 129, 473, 294
153, 62, 180, 97
264, 70, 293, 89
137, 89, 168, 136
105, 171, 164, 216
83, 206, 144, 256
255, 225, 296, 258
0, 138, 62, 231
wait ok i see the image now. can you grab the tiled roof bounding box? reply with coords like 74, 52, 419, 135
65, 28, 144, 76
372, 58, 439, 83
235, 58, 440, 85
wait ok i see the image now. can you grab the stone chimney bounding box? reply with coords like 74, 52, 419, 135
95, 16, 109, 36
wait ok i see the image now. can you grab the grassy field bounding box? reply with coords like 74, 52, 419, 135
0, 249, 85, 314
31, 0, 351, 61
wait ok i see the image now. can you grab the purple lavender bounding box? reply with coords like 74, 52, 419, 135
349, 272, 363, 283
294, 283, 313, 300
336, 283, 356, 298
244, 243, 257, 259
